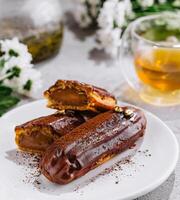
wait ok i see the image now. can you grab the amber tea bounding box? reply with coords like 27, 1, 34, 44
135, 47, 180, 92
134, 17, 180, 92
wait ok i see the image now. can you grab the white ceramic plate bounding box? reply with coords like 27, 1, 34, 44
0, 100, 179, 200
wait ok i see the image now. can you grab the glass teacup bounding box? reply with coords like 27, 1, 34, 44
120, 14, 180, 106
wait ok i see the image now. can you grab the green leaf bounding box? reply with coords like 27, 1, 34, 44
9, 49, 19, 57
6, 66, 21, 80
0, 50, 5, 57
131, 1, 175, 17
0, 59, 5, 69
0, 85, 12, 98
23, 80, 32, 91
0, 96, 20, 116
0, 108, 8, 116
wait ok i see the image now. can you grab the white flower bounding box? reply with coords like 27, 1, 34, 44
97, 27, 122, 57
74, 3, 92, 28
97, 0, 131, 57
158, 0, 166, 3
114, 1, 126, 27
98, 8, 114, 29
0, 57, 33, 77
4, 68, 42, 97
125, 0, 135, 19
98, 0, 118, 29
0, 38, 32, 68
173, 0, 180, 7
18, 68, 42, 97
98, 0, 129, 29
138, 0, 154, 8
0, 38, 42, 98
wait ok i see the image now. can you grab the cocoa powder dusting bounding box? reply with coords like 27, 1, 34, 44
74, 149, 152, 193
14, 151, 42, 185
14, 148, 151, 195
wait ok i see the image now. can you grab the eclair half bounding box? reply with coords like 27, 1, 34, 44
44, 80, 116, 112
15, 111, 96, 153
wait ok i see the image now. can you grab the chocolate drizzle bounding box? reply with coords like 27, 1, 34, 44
40, 107, 147, 184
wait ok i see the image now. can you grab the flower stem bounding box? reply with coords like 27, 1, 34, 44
0, 72, 13, 82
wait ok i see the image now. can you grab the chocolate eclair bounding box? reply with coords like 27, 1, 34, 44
40, 106, 147, 184
44, 80, 116, 112
15, 110, 97, 153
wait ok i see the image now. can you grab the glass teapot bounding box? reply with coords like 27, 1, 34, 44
0, 0, 63, 63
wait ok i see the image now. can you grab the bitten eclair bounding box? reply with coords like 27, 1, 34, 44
44, 80, 116, 112
40, 106, 147, 184
15, 111, 96, 153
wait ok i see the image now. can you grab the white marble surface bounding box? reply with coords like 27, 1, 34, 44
18, 1, 180, 199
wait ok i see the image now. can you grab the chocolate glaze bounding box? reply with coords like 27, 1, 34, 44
40, 106, 147, 184
15, 111, 96, 153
